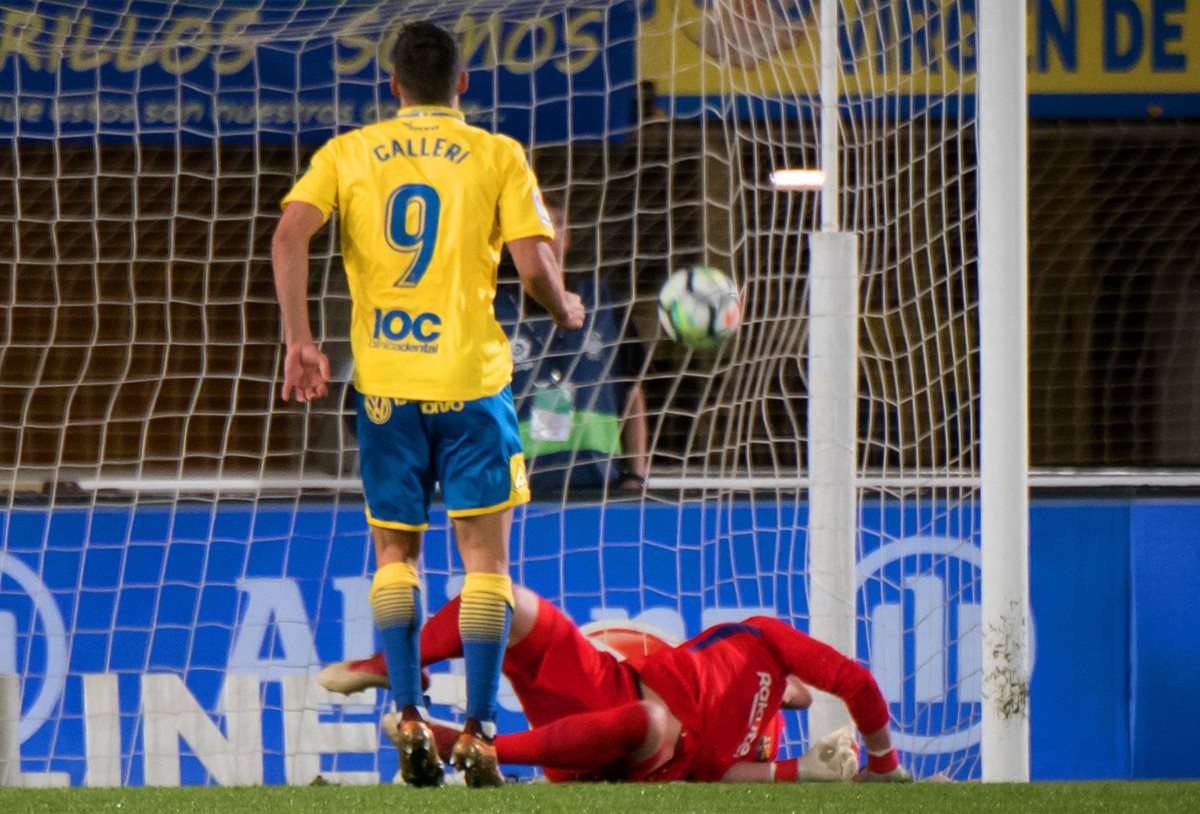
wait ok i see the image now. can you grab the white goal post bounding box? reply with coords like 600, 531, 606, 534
977, 0, 1031, 782
800, 0, 1031, 780
800, 0, 859, 750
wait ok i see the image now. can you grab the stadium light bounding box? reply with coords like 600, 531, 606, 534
770, 168, 825, 191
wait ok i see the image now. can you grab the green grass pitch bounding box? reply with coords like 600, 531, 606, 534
2, 782, 1198, 813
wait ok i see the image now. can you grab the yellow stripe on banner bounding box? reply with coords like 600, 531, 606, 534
639, 0, 1200, 98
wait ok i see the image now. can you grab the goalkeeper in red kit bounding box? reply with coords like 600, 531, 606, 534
320, 584, 911, 783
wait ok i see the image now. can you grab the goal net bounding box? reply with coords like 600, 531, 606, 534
2, 0, 994, 785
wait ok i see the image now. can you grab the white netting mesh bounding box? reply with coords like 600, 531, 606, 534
1, 0, 1003, 784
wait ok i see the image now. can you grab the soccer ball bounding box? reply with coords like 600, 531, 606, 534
657, 266, 741, 349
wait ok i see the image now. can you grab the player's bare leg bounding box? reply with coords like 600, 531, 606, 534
447, 507, 513, 787
371, 525, 444, 787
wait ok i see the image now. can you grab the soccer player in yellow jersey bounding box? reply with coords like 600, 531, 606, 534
271, 21, 584, 788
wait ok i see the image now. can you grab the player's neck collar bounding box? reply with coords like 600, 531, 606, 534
397, 105, 464, 121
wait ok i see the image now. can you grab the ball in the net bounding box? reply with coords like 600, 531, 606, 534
657, 265, 741, 349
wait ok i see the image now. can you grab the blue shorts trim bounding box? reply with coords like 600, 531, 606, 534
356, 388, 530, 529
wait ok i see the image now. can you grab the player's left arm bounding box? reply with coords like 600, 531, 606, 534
274, 139, 339, 403
495, 138, 584, 329
749, 616, 911, 782
508, 236, 583, 329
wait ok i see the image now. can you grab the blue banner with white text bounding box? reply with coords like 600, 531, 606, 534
1, 497, 1196, 784
0, 1, 637, 143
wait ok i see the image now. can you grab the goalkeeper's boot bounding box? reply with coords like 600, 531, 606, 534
450, 720, 504, 788
390, 708, 445, 788
317, 652, 388, 694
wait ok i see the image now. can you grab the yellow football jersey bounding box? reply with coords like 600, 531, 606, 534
282, 106, 554, 401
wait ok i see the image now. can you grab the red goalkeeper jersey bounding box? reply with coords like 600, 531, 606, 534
634, 616, 891, 782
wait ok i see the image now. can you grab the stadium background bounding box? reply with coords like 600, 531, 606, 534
1, 0, 1199, 787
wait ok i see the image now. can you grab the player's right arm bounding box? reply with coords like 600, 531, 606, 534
507, 237, 584, 329
273, 140, 340, 403
273, 201, 331, 402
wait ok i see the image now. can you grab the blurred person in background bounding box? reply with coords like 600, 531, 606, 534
494, 195, 649, 497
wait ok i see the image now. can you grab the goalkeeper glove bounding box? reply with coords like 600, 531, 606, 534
793, 725, 860, 781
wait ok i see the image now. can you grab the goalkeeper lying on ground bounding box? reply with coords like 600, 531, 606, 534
319, 584, 911, 784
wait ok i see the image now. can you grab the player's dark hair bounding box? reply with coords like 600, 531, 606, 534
390, 21, 461, 105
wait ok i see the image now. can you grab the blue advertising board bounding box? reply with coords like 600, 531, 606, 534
1, 496, 1197, 785
1028, 501, 1131, 780
0, 1, 636, 143
1128, 502, 1200, 780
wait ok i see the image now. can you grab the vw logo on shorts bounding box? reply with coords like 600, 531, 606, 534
510, 454, 529, 493
364, 395, 392, 424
